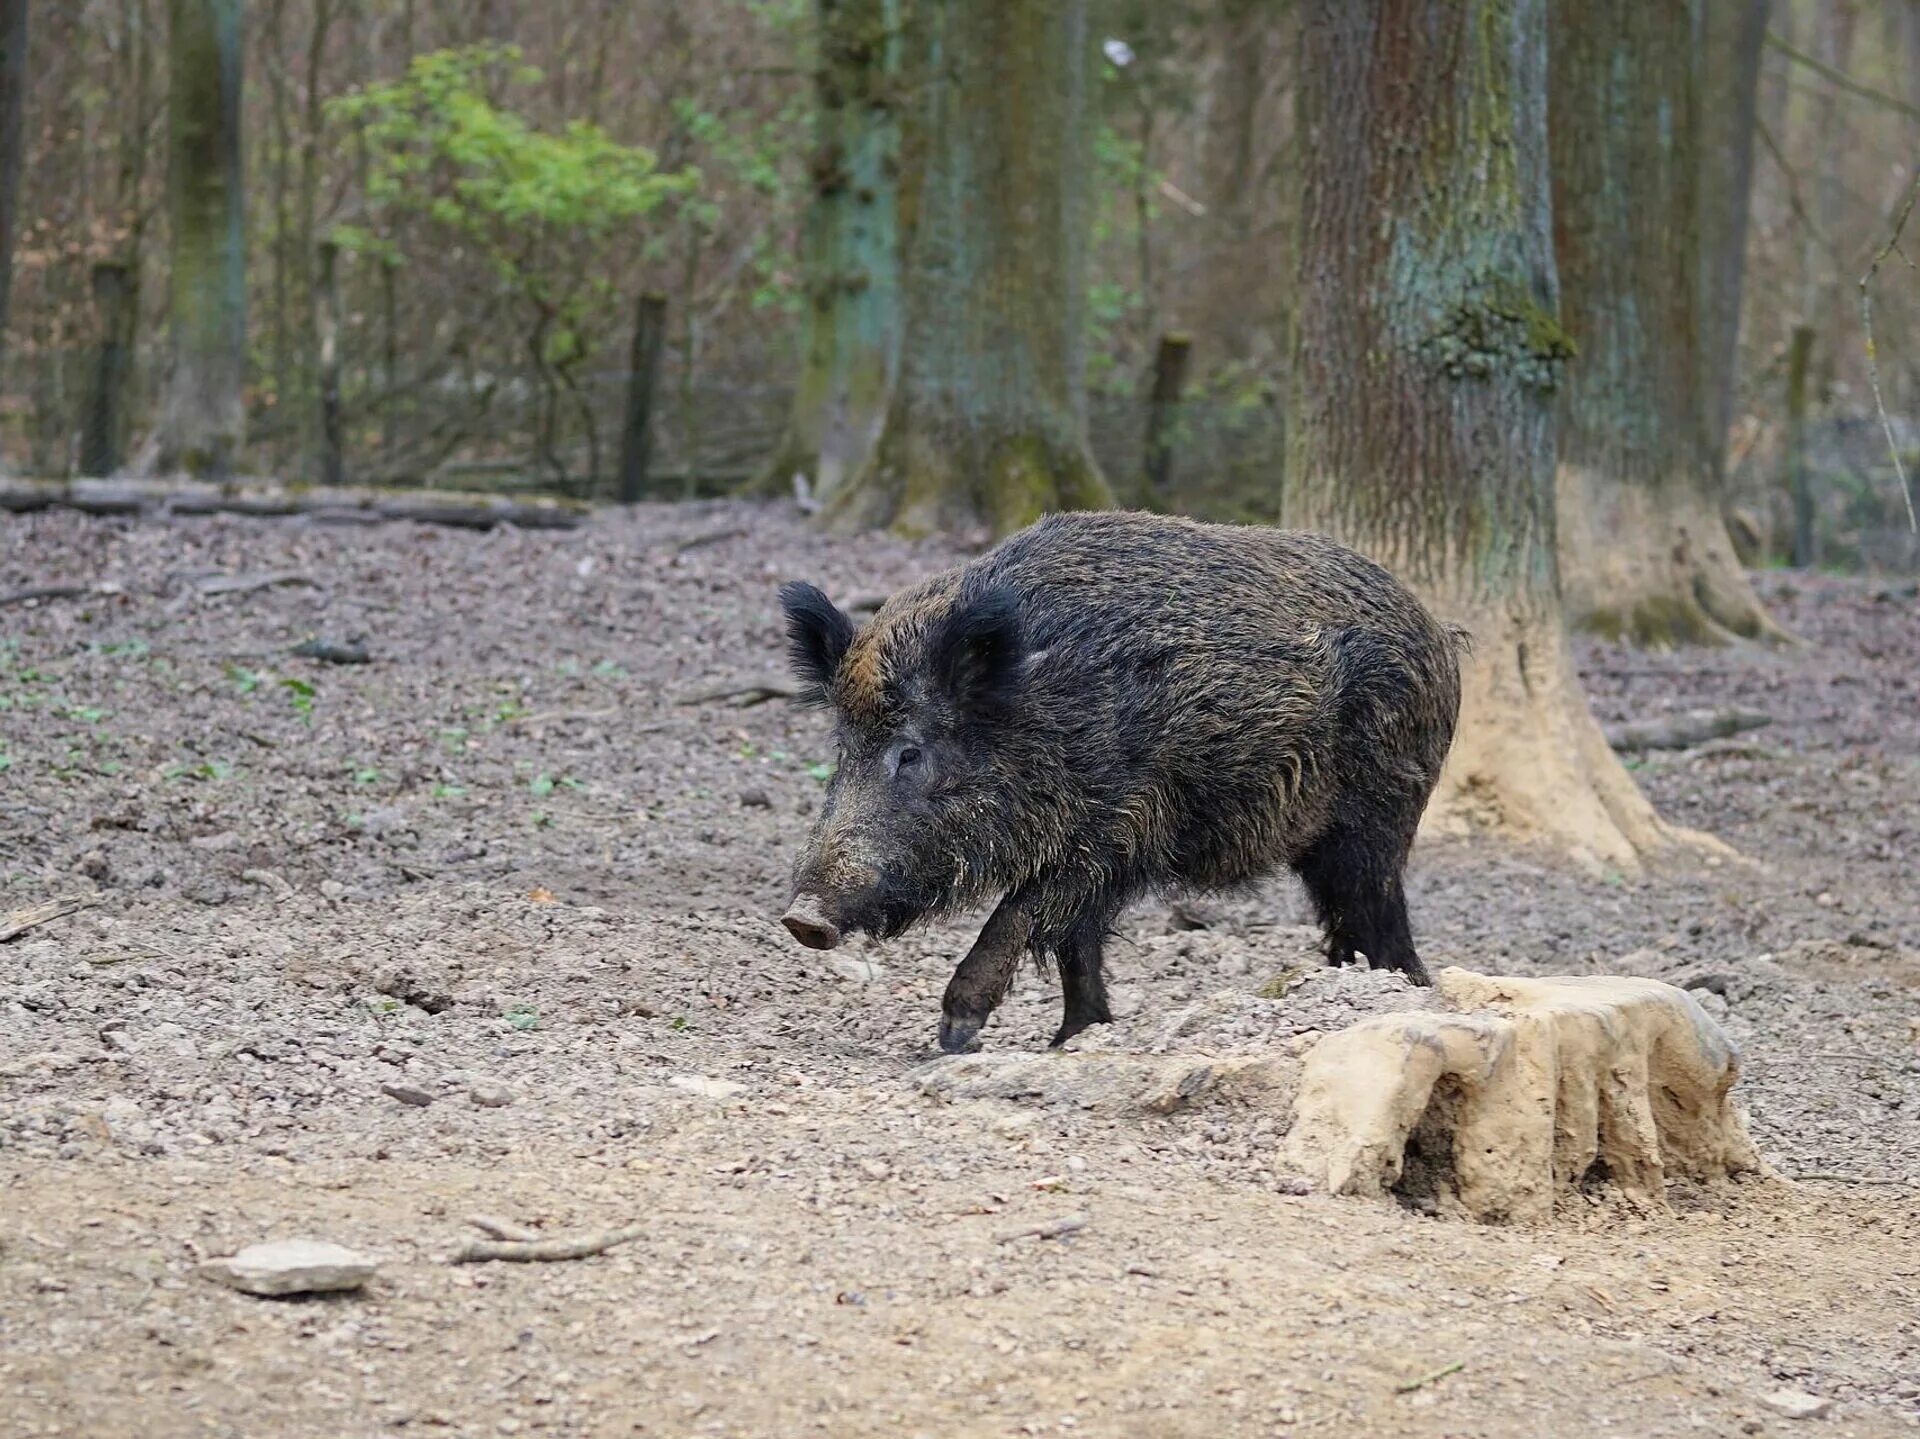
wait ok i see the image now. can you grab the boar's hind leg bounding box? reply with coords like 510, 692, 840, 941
1293, 822, 1432, 987
938, 895, 1034, 1054
1051, 920, 1114, 1049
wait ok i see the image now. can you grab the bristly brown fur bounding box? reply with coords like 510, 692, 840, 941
778, 510, 1463, 1049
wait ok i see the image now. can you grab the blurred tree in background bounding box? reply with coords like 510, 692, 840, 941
0, 0, 1916, 572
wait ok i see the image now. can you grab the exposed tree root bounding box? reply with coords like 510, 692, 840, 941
1556, 467, 1794, 648
826, 417, 1111, 540
1419, 606, 1727, 874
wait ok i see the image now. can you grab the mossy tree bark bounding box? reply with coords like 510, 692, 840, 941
825, 0, 1112, 538
1549, 0, 1782, 646
161, 0, 247, 480
763, 0, 903, 507
1290, 0, 1703, 873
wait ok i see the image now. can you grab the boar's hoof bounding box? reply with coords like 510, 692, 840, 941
782, 896, 841, 951
937, 1012, 986, 1054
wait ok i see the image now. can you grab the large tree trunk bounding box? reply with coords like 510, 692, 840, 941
1291, 0, 1698, 872
825, 0, 1112, 537
763, 0, 903, 506
1696, 0, 1771, 487
161, 0, 246, 479
1549, 0, 1781, 646
0, 0, 26, 376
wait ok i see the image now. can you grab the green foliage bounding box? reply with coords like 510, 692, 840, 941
329, 45, 698, 318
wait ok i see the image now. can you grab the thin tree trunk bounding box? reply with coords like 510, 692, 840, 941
1192, 0, 1264, 363
295, 0, 335, 476
265, 0, 292, 464
828, 0, 1112, 537
0, 0, 27, 377
380, 254, 397, 459
1799, 0, 1854, 395
1290, 0, 1697, 872
160, 0, 246, 479
81, 262, 134, 477
1785, 323, 1815, 568
762, 0, 902, 505
1550, 0, 1783, 646
1142, 332, 1190, 505
315, 239, 343, 488
617, 290, 667, 503
1697, 0, 1771, 486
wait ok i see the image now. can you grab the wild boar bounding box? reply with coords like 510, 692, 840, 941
776, 510, 1463, 1052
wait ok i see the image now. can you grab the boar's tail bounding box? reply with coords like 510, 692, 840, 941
1444, 622, 1474, 656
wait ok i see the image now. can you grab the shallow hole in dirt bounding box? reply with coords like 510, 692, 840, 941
1392, 1073, 1468, 1215
1578, 1155, 1614, 1197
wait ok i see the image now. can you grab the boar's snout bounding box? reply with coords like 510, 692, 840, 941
781, 893, 842, 951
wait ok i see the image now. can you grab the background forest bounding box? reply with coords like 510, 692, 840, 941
3, 0, 1918, 576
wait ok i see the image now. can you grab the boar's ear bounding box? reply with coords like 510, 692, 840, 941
931, 588, 1025, 717
779, 582, 855, 702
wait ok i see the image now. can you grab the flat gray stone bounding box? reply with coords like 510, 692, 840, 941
1757, 1390, 1833, 1421
468, 1080, 515, 1108
199, 1239, 375, 1297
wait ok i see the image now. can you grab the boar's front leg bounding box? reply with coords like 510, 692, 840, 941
937, 894, 1033, 1054
1052, 920, 1114, 1049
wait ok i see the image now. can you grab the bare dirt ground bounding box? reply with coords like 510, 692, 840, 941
2, 502, 1917, 1439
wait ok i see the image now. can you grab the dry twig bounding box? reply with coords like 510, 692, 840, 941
453, 1224, 646, 1264
1394, 1360, 1465, 1395
465, 1215, 544, 1243
1, 895, 100, 944
994, 1214, 1090, 1244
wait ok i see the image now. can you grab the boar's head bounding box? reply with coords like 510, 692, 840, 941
775, 580, 1026, 951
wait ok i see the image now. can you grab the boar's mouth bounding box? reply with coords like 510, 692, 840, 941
781, 883, 931, 951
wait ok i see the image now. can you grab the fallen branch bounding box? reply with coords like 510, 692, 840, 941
0, 477, 590, 532
994, 1213, 1090, 1244
466, 1214, 544, 1242
0, 583, 118, 608
506, 705, 619, 729
291, 637, 370, 665
675, 678, 802, 708
1, 894, 100, 943
195, 571, 318, 599
1788, 1171, 1915, 1187
1394, 1360, 1466, 1395
453, 1223, 646, 1264
673, 525, 749, 555
1604, 708, 1772, 753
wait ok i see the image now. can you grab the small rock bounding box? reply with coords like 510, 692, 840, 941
469, 1081, 515, 1109
739, 788, 773, 809
381, 1082, 435, 1108
199, 1239, 376, 1297
858, 1158, 891, 1181
1757, 1390, 1832, 1421
77, 850, 110, 882
668, 1074, 747, 1101
830, 956, 885, 984
320, 879, 347, 901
